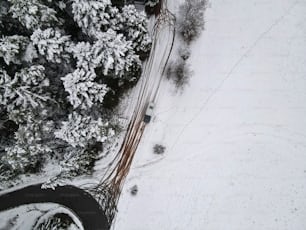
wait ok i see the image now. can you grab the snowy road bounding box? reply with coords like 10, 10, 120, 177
113, 0, 306, 229
98, 1, 176, 222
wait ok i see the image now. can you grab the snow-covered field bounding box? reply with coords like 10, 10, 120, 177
113, 0, 306, 229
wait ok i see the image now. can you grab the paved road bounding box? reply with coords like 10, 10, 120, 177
0, 184, 109, 230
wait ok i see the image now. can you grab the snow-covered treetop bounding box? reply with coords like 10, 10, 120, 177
54, 112, 114, 147
70, 29, 140, 77
31, 28, 71, 63
0, 35, 29, 65
112, 5, 152, 53
0, 65, 50, 113
61, 68, 108, 109
71, 0, 112, 37
8, 0, 59, 30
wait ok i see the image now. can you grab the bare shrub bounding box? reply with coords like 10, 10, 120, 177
167, 60, 192, 89
153, 144, 166, 154
177, 0, 207, 43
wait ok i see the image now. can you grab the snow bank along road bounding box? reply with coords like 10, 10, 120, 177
113, 0, 306, 229
0, 184, 109, 229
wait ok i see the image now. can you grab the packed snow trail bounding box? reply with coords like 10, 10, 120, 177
113, 0, 306, 229
91, 0, 176, 223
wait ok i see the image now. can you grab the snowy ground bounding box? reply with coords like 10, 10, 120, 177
113, 0, 306, 229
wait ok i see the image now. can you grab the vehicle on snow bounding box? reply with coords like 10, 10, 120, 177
144, 102, 154, 123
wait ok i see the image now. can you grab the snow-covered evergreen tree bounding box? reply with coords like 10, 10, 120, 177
70, 29, 141, 78
94, 30, 141, 77
54, 112, 114, 147
61, 68, 108, 109
69, 41, 94, 70
114, 5, 151, 54
31, 28, 71, 63
8, 0, 59, 30
0, 35, 29, 65
2, 117, 53, 174
4, 143, 50, 173
0, 66, 50, 114
71, 0, 113, 37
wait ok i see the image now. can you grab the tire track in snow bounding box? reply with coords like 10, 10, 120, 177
170, 1, 300, 151
92, 1, 176, 223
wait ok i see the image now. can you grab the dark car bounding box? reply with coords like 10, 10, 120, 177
144, 102, 154, 123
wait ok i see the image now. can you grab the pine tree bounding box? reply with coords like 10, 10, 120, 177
70, 29, 141, 79
61, 68, 108, 109
2, 116, 53, 174
71, 0, 113, 37
31, 28, 71, 63
54, 112, 114, 148
69, 41, 98, 71
8, 0, 59, 30
114, 5, 151, 54
94, 29, 141, 77
0, 66, 51, 115
0, 66, 50, 111
0, 35, 30, 65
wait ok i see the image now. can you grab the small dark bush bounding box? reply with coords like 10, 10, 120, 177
130, 185, 138, 195
153, 144, 166, 154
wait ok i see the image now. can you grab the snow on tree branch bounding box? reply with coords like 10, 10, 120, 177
0, 35, 29, 65
8, 0, 59, 30
70, 29, 141, 77
0, 65, 50, 112
2, 116, 54, 174
31, 28, 71, 63
61, 68, 108, 109
116, 5, 152, 53
54, 112, 114, 148
71, 0, 112, 36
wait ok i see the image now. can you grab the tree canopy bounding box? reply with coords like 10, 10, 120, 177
0, 0, 151, 187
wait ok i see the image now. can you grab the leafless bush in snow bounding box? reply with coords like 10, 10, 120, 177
167, 60, 192, 89
177, 0, 208, 43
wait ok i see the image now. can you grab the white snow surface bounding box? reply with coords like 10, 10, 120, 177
113, 0, 306, 229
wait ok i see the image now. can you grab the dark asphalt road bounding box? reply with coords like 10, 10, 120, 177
0, 184, 109, 230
